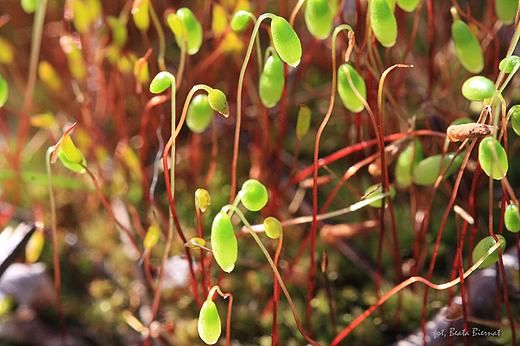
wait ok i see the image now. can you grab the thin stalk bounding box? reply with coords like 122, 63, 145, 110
15, 0, 48, 172
271, 227, 283, 346
207, 286, 233, 346
309, 24, 353, 332
232, 13, 277, 203
176, 34, 187, 90
221, 205, 320, 346
45, 147, 66, 346
330, 238, 505, 346
148, 3, 166, 71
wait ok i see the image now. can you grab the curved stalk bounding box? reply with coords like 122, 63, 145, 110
148, 3, 166, 71
330, 238, 505, 345
221, 205, 320, 346
309, 24, 353, 332
45, 146, 66, 344
232, 13, 277, 203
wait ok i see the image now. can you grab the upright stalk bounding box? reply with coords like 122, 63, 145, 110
15, 0, 48, 172
309, 24, 353, 331
45, 147, 66, 345
232, 13, 277, 203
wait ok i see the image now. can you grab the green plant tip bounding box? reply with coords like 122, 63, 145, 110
412, 153, 464, 186
305, 0, 333, 39
171, 8, 203, 55
0, 74, 8, 108
263, 217, 281, 239
231, 10, 252, 32
496, 0, 518, 24
195, 188, 211, 212
364, 184, 396, 208
510, 105, 520, 136
452, 19, 484, 73
211, 211, 237, 273
504, 204, 520, 233
208, 89, 229, 116
149, 72, 174, 93
187, 94, 212, 133
394, 139, 424, 188
472, 235, 506, 268
198, 300, 221, 344
57, 149, 87, 174
461, 76, 495, 101
239, 179, 268, 212
337, 64, 367, 113
397, 0, 421, 12
259, 52, 284, 108
370, 0, 398, 47
143, 222, 160, 250
499, 55, 520, 73
296, 105, 311, 140
271, 16, 302, 67
478, 137, 508, 180
21, 0, 37, 13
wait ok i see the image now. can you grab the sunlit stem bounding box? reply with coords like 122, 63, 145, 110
16, 0, 49, 171
207, 285, 233, 346
496, 20, 520, 90
149, 3, 166, 71
220, 205, 320, 346
45, 146, 66, 343
289, 0, 306, 25
285, 192, 390, 226
309, 24, 353, 337
497, 63, 520, 95
176, 30, 187, 90
173, 84, 214, 140
330, 238, 504, 346
232, 13, 277, 203
243, 12, 263, 76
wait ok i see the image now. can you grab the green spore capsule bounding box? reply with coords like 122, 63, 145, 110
239, 179, 268, 212
58, 149, 87, 173
412, 153, 464, 186
211, 211, 237, 273
21, 0, 37, 13
396, 0, 421, 12
496, 0, 518, 25
499, 56, 520, 73
296, 105, 311, 140
131, 0, 150, 32
370, 0, 398, 47
263, 217, 282, 239
504, 204, 520, 233
451, 18, 484, 73
149, 71, 173, 94
364, 184, 396, 208
461, 76, 495, 101
195, 188, 211, 212
478, 137, 508, 180
337, 64, 367, 113
305, 0, 333, 39
231, 10, 252, 32
143, 222, 160, 250
198, 299, 221, 344
208, 88, 229, 116
472, 235, 506, 268
395, 139, 424, 188
509, 105, 520, 136
259, 52, 284, 108
186, 94, 212, 133
271, 16, 302, 67
172, 7, 203, 55
0, 74, 8, 107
